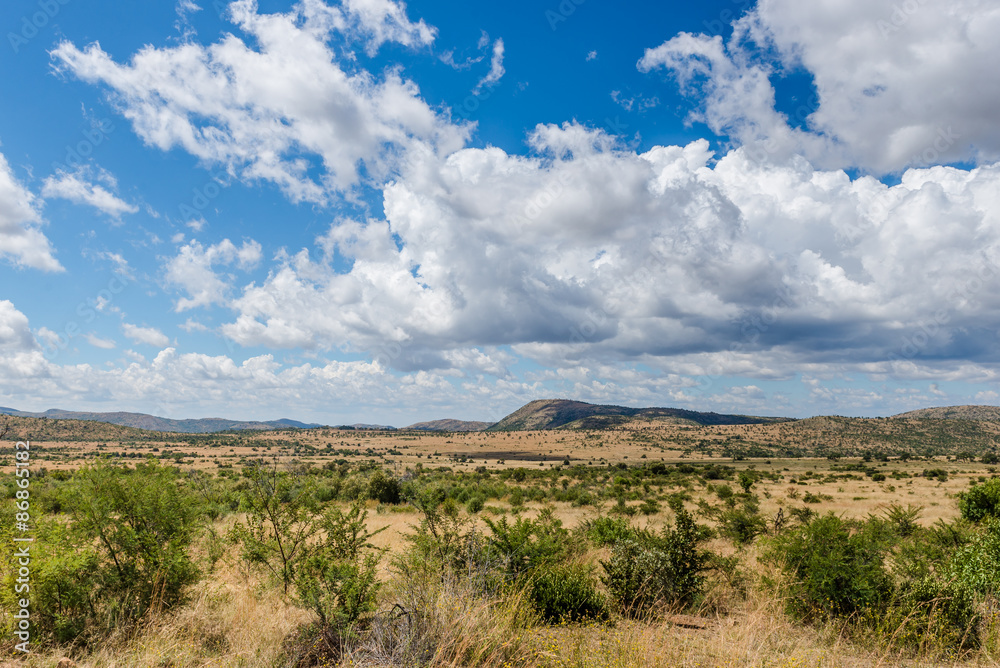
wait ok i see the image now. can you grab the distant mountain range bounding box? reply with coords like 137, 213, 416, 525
5, 401, 996, 437
0, 407, 323, 434
405, 419, 495, 432
485, 399, 792, 431
893, 405, 1000, 421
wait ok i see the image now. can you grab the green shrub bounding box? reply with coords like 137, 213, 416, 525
639, 498, 661, 516
582, 515, 634, 547
367, 469, 401, 504
296, 503, 384, 641
959, 478, 1000, 523
69, 460, 201, 626
946, 519, 1000, 597
882, 503, 922, 538
529, 563, 608, 623
601, 500, 707, 614
766, 513, 891, 621
230, 460, 319, 593
466, 494, 485, 515
0, 515, 99, 645
718, 506, 768, 546
876, 577, 980, 652
403, 492, 471, 572
484, 508, 573, 580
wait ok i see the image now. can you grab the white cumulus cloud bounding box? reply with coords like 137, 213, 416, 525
165, 238, 262, 311
51, 0, 466, 204
0, 151, 62, 272
640, 0, 1000, 173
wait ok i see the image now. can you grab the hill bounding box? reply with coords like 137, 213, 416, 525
0, 414, 166, 442
405, 419, 495, 432
0, 407, 322, 434
893, 405, 1000, 421
485, 399, 791, 432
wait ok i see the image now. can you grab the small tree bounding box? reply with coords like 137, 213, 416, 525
230, 459, 319, 593
296, 502, 385, 645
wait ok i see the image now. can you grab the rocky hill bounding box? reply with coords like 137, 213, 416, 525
893, 405, 1000, 421
485, 399, 791, 431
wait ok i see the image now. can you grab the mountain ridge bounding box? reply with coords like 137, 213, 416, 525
0, 407, 323, 434
485, 399, 793, 431
405, 419, 495, 432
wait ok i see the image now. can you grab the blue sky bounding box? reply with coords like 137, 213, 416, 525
1, 0, 1000, 426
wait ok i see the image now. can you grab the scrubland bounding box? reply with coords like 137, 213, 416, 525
3, 416, 1000, 667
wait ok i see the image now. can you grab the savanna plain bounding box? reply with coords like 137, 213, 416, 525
4, 411, 1000, 668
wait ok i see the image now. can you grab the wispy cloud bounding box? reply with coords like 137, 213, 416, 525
122, 323, 170, 348
42, 167, 138, 219
474, 37, 505, 93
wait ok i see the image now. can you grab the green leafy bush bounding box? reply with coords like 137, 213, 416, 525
882, 504, 923, 538
766, 513, 891, 621
528, 563, 608, 623
875, 577, 980, 652
959, 478, 1000, 523
367, 469, 401, 504
946, 519, 1000, 597
230, 460, 319, 593
582, 515, 634, 547
0, 515, 99, 645
296, 503, 385, 638
484, 508, 574, 580
601, 500, 707, 614
718, 506, 768, 546
69, 460, 201, 626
